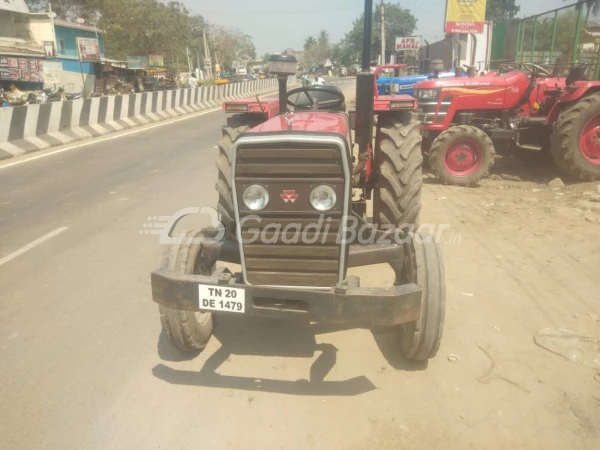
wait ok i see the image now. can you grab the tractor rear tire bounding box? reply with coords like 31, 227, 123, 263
395, 232, 446, 361
375, 113, 423, 228
551, 92, 600, 181
158, 230, 214, 352
429, 125, 495, 186
216, 126, 249, 238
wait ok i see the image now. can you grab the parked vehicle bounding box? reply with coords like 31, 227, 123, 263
377, 70, 463, 96
151, 0, 446, 363
417, 63, 600, 184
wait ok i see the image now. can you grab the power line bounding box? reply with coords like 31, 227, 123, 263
202, 6, 364, 16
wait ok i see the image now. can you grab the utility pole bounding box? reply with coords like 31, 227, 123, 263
212, 33, 219, 70
380, 1, 385, 65
186, 46, 192, 73
202, 29, 212, 78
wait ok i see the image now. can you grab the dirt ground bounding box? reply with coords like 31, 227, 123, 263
346, 81, 600, 448
213, 81, 600, 449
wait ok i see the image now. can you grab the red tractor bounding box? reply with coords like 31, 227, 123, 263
416, 63, 600, 185
150, 0, 445, 362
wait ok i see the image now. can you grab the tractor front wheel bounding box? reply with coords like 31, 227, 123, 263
551, 92, 600, 181
428, 125, 495, 186
375, 113, 423, 228
392, 232, 446, 361
158, 230, 215, 352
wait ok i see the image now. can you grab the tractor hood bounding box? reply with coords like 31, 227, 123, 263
415, 75, 509, 90
248, 111, 350, 137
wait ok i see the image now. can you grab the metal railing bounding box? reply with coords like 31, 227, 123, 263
491, 2, 600, 79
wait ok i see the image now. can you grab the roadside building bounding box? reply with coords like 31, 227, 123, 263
52, 19, 105, 92
1, 0, 107, 93
0, 0, 50, 91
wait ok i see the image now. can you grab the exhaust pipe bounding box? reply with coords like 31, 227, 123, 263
467, 33, 478, 77
355, 0, 374, 163
424, 40, 430, 74
454, 38, 462, 77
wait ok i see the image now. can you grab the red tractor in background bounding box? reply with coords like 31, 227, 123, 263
151, 0, 445, 362
416, 63, 600, 185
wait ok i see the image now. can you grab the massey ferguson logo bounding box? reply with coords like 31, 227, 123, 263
281, 190, 299, 203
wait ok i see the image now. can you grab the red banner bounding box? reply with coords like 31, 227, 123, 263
445, 22, 485, 34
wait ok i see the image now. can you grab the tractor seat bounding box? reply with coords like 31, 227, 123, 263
290, 86, 347, 112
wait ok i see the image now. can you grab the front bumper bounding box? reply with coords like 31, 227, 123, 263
151, 268, 422, 327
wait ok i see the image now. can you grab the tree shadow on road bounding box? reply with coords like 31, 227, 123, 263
153, 315, 376, 396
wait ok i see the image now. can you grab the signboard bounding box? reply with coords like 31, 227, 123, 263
395, 36, 422, 51
445, 0, 487, 34
0, 57, 44, 82
76, 37, 101, 62
127, 56, 149, 69
148, 55, 164, 67
44, 41, 56, 58
43, 61, 63, 83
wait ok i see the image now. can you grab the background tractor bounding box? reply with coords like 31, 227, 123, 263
151, 0, 446, 362
416, 62, 600, 185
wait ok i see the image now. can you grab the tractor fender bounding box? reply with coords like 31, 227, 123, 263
546, 82, 600, 125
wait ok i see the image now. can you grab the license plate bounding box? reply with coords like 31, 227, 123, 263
198, 285, 246, 313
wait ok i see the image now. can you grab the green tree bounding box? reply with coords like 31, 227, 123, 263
100, 0, 207, 69
304, 37, 317, 51
336, 2, 417, 66
318, 30, 329, 46
25, 0, 102, 21
485, 0, 520, 22
565, 1, 600, 16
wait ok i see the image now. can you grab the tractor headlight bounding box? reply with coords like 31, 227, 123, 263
243, 185, 269, 211
310, 185, 337, 212
417, 89, 440, 101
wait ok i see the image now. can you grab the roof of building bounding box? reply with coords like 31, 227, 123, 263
0, 44, 45, 57
53, 19, 105, 34
0, 0, 29, 14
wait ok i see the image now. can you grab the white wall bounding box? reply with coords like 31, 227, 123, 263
457, 23, 492, 71
58, 70, 96, 93
28, 16, 55, 48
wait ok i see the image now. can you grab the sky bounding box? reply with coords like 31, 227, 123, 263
180, 0, 578, 56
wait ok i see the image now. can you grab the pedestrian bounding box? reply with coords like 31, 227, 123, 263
189, 74, 197, 88
313, 73, 325, 86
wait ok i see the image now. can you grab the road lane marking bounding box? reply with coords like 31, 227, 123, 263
0, 227, 68, 267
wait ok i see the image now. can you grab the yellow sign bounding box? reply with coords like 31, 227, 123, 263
148, 55, 164, 67
215, 64, 221, 72
445, 0, 487, 34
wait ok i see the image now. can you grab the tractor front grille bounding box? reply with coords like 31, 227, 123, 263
417, 95, 453, 124
233, 138, 350, 288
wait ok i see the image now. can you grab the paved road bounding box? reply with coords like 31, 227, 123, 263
2, 77, 599, 450
0, 79, 367, 449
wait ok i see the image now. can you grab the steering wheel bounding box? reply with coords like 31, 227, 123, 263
497, 62, 519, 74
522, 63, 551, 77
287, 86, 345, 111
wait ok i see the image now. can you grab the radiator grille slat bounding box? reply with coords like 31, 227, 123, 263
235, 143, 346, 287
